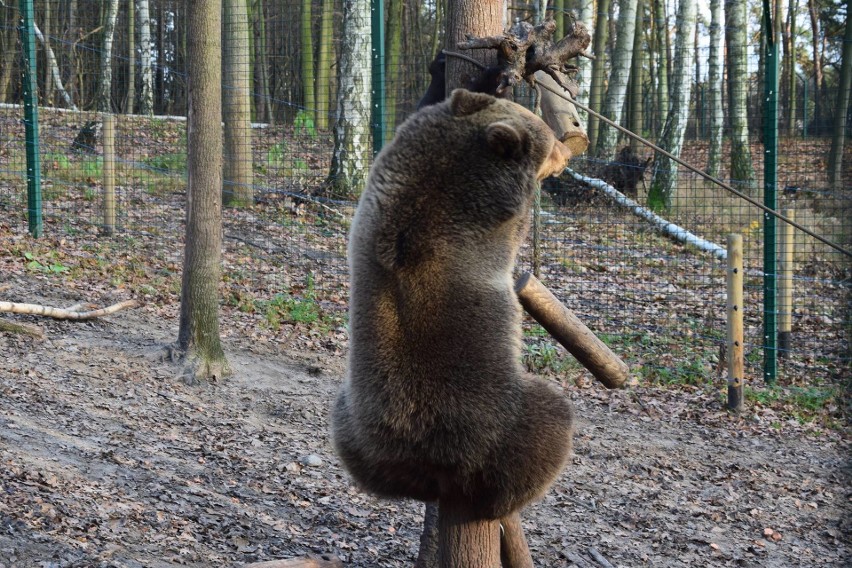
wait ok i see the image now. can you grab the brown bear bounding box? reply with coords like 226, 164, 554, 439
332, 89, 575, 520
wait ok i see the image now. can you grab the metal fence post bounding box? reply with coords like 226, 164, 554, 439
370, 0, 385, 156
762, 0, 778, 386
18, 0, 42, 238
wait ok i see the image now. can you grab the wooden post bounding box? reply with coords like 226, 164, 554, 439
437, 499, 500, 568
515, 272, 629, 388
101, 113, 116, 236
727, 234, 744, 413
778, 209, 795, 358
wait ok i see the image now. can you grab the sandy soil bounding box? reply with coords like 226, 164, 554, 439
0, 281, 849, 568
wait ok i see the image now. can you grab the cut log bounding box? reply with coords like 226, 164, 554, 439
242, 557, 342, 568
515, 273, 628, 388
0, 299, 139, 320
535, 70, 589, 158
0, 318, 44, 339
437, 499, 501, 568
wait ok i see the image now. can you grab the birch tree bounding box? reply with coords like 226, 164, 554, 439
628, 0, 645, 152
574, 0, 595, 124
706, 0, 724, 176
223, 0, 254, 206
138, 0, 154, 115
126, 0, 136, 114
97, 0, 121, 113
326, 0, 372, 197
652, 0, 669, 133
587, 0, 612, 152
725, 0, 755, 189
647, 0, 697, 211
596, 0, 640, 158
179, 0, 229, 380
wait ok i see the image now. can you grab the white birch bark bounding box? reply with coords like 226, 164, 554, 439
97, 0, 120, 113
327, 0, 371, 197
575, 0, 595, 122
138, 0, 154, 115
725, 0, 755, 187
33, 23, 77, 111
707, 0, 724, 176
596, 0, 639, 158
647, 0, 697, 211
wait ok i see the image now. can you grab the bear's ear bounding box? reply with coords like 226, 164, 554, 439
449, 89, 495, 116
485, 121, 529, 160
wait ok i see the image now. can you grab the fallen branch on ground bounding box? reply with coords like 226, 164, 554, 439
0, 318, 45, 338
0, 299, 139, 320
243, 557, 343, 568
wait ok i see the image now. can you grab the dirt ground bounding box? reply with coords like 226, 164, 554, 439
0, 278, 849, 568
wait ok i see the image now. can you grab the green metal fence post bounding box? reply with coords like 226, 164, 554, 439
370, 0, 385, 156
762, 0, 778, 385
18, 0, 42, 238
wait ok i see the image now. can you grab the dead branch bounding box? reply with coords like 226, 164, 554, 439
458, 19, 592, 96
0, 299, 139, 320
0, 318, 45, 339
588, 547, 616, 568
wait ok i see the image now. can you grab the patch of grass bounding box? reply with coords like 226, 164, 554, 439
747, 385, 842, 423
22, 251, 69, 274
144, 152, 187, 174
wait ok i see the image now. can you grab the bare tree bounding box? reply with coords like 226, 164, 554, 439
597, 0, 640, 158
725, 0, 756, 189
223, 0, 254, 206
178, 0, 229, 380
827, 11, 851, 189
97, 0, 121, 113
707, 0, 724, 176
587, 0, 611, 151
647, 0, 697, 210
138, 0, 154, 115
325, 0, 372, 197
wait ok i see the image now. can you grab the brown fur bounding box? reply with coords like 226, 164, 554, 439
332, 89, 574, 520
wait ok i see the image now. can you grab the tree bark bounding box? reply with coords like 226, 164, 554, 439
126, 0, 136, 114
807, 0, 823, 132
574, 0, 594, 125
316, 0, 335, 130
445, 0, 503, 95
628, 0, 645, 153
178, 0, 229, 381
385, 0, 403, 140
223, 0, 254, 206
648, 0, 697, 210
827, 9, 851, 189
587, 0, 611, 152
253, 0, 273, 123
137, 0, 154, 114
33, 23, 78, 111
437, 499, 500, 568
97, 0, 121, 113
596, 0, 639, 158
786, 0, 797, 135
725, 0, 756, 190
652, 0, 669, 135
706, 0, 724, 176
301, 0, 316, 123
325, 0, 372, 197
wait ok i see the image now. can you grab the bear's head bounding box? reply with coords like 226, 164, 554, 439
447, 89, 572, 181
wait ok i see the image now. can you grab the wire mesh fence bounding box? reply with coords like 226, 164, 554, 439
0, 0, 849, 398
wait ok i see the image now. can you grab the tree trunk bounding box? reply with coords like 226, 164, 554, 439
574, 0, 594, 125
126, 0, 136, 114
43, 0, 54, 105
385, 0, 403, 140
325, 0, 372, 198
652, 0, 669, 136
301, 0, 316, 123
706, 0, 723, 176
223, 0, 254, 206
596, 0, 639, 158
587, 0, 611, 153
0, 9, 17, 103
647, 0, 697, 210
97, 0, 121, 113
178, 0, 229, 381
316, 0, 335, 130
827, 9, 851, 189
444, 0, 503, 96
725, 0, 756, 189
807, 0, 823, 133
437, 500, 500, 568
628, 0, 645, 152
138, 0, 154, 114
253, 0, 273, 123
786, 0, 797, 135
33, 23, 78, 111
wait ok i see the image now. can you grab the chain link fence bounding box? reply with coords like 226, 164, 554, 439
0, 0, 848, 396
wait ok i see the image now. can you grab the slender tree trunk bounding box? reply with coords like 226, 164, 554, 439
253, 0, 273, 123
431, 0, 444, 58
223, 0, 254, 206
326, 0, 372, 197
725, 0, 756, 189
43, 0, 54, 105
827, 10, 852, 189
97, 0, 121, 113
629, 0, 645, 152
554, 0, 565, 38
707, 0, 724, 176
647, 0, 697, 210
444, 0, 502, 95
574, 0, 595, 124
301, 0, 316, 123
652, 0, 670, 136
807, 0, 823, 132
0, 11, 17, 103
179, 0, 229, 381
33, 23, 78, 110
597, 0, 639, 158
126, 0, 136, 114
385, 0, 404, 141
316, 0, 335, 130
587, 0, 612, 153
138, 0, 154, 114
786, 0, 796, 135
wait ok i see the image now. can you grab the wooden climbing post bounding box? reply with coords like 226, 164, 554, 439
102, 113, 116, 236
727, 234, 744, 413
